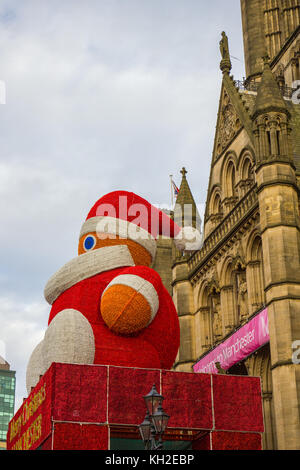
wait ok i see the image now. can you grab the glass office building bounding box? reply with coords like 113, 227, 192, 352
0, 358, 16, 449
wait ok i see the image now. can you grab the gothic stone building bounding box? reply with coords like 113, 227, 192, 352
153, 0, 300, 450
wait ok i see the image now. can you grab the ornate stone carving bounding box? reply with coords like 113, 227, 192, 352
237, 277, 248, 322
216, 92, 241, 157
219, 31, 232, 74
212, 295, 223, 339
206, 278, 220, 295
232, 253, 246, 271
220, 31, 230, 61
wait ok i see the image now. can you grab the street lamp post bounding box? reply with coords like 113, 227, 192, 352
139, 384, 170, 450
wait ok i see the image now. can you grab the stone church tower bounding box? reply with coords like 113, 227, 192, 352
153, 0, 300, 450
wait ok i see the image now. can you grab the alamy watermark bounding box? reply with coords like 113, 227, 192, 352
92, 196, 204, 251
0, 80, 6, 104
292, 80, 300, 105
0, 339, 6, 362
292, 340, 300, 365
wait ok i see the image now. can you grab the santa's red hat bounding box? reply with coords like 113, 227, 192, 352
79, 191, 202, 261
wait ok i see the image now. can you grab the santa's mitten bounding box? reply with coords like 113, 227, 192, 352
26, 309, 95, 393
100, 266, 161, 335
26, 341, 46, 394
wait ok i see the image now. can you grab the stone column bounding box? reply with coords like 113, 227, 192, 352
262, 392, 276, 450
172, 260, 195, 372
258, 122, 267, 158
269, 121, 278, 156
247, 260, 264, 313
197, 306, 211, 354
220, 285, 235, 334
291, 58, 299, 83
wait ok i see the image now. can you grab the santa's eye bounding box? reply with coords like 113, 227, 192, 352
83, 235, 96, 251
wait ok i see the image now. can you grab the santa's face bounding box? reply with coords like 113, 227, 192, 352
78, 232, 152, 267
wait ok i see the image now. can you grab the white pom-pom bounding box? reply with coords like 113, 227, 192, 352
174, 226, 203, 251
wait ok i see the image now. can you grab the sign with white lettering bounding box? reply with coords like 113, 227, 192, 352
193, 308, 269, 374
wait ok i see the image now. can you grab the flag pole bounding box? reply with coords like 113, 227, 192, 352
169, 174, 174, 209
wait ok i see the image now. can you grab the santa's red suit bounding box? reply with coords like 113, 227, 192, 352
45, 246, 180, 369
26, 191, 202, 394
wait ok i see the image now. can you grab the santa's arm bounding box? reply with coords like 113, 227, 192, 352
100, 266, 162, 335
26, 309, 95, 394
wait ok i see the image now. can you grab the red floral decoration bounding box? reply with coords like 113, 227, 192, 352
108, 366, 161, 425
52, 422, 109, 450
161, 371, 213, 430
211, 431, 262, 450
8, 363, 264, 451
52, 363, 107, 423
212, 374, 264, 432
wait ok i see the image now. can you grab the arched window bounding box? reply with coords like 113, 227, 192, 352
247, 233, 265, 313
212, 193, 223, 215
197, 280, 222, 353
226, 161, 236, 197
207, 189, 223, 231
220, 154, 238, 212
241, 157, 253, 181
197, 284, 212, 353
238, 154, 255, 196
220, 259, 238, 332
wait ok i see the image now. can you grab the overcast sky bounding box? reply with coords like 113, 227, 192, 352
0, 0, 246, 411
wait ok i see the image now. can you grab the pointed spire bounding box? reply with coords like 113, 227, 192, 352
176, 168, 195, 206
252, 56, 289, 119
175, 168, 201, 230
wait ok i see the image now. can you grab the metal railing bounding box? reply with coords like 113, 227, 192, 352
234, 79, 296, 99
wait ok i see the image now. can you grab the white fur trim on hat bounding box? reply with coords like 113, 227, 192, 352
174, 226, 203, 251
103, 274, 159, 322
44, 245, 134, 305
79, 216, 157, 260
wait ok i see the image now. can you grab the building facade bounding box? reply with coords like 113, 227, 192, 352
0, 357, 16, 450
153, 0, 300, 450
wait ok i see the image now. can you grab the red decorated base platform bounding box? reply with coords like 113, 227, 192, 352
7, 363, 264, 450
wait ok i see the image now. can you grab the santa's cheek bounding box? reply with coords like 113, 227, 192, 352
100, 284, 152, 335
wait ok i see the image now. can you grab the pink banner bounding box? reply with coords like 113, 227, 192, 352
193, 308, 269, 374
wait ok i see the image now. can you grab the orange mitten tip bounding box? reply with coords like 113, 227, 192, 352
101, 284, 152, 335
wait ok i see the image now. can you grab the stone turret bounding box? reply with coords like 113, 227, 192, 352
174, 167, 201, 232
253, 57, 290, 117
172, 168, 199, 372
252, 57, 293, 167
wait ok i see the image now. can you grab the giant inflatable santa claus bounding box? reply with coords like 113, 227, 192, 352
26, 191, 202, 393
